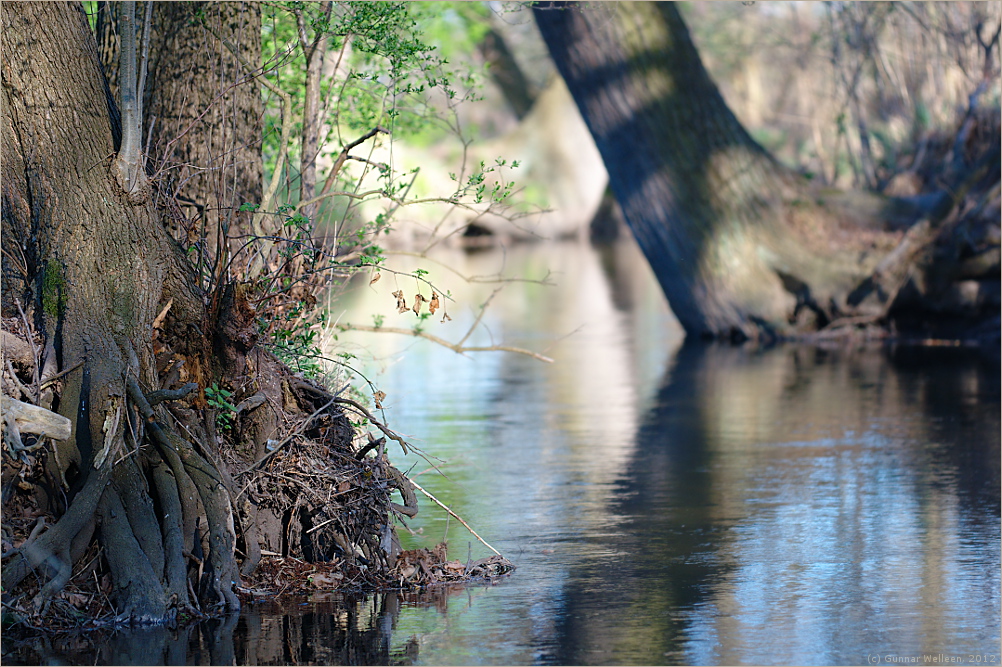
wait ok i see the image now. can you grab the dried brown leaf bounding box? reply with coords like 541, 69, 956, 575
443, 560, 465, 574
369, 272, 381, 286
374, 390, 386, 409
153, 298, 173, 331
309, 572, 342, 587
62, 592, 89, 608
429, 292, 439, 314
412, 293, 425, 315
440, 312, 451, 323
392, 290, 408, 313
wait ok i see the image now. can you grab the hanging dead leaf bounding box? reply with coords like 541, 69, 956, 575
412, 294, 425, 315
440, 312, 451, 323
429, 292, 439, 314
374, 390, 386, 409
392, 290, 408, 313
369, 272, 381, 286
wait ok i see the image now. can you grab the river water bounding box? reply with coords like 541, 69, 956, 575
5, 240, 1000, 665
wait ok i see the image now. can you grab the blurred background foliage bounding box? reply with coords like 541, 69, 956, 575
79, 0, 999, 369
682, 1, 1000, 191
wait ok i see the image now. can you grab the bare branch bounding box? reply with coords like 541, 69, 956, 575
387, 250, 556, 286
114, 1, 148, 198
340, 323, 554, 363
456, 288, 501, 348
316, 126, 390, 202
404, 476, 503, 557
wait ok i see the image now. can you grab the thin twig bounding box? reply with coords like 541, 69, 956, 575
341, 324, 554, 363
204, 24, 294, 237
405, 476, 502, 557
13, 299, 39, 403
457, 288, 501, 348
387, 250, 556, 286
5, 358, 31, 400
38, 360, 85, 390
315, 126, 390, 202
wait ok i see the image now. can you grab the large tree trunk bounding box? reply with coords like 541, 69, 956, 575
2, 4, 418, 624
0, 1, 256, 622
533, 2, 951, 340
3, 1, 191, 621
93, 1, 263, 260
144, 1, 263, 250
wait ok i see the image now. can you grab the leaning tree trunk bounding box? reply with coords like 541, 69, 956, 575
478, 26, 537, 120
533, 2, 951, 339
1, 2, 240, 621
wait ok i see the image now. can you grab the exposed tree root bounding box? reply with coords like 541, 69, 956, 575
1, 319, 513, 632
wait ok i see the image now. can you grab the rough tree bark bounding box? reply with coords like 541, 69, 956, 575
143, 1, 263, 246
533, 2, 964, 340
2, 3, 416, 625
3, 2, 199, 621
0, 2, 279, 622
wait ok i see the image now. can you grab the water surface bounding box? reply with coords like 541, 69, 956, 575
5, 240, 999, 665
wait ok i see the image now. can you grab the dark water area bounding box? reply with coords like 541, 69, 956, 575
5, 241, 1000, 665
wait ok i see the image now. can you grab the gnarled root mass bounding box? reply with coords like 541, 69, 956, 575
1, 318, 512, 632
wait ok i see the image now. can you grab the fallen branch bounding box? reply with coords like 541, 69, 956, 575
38, 360, 85, 390
330, 396, 411, 455
2, 394, 72, 455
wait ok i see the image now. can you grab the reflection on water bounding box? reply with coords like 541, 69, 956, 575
550, 344, 1000, 666
4, 240, 999, 665
4, 592, 418, 665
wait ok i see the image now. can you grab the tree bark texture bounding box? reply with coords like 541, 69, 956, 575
143, 1, 263, 242
1, 2, 230, 621
2, 2, 412, 623
533, 2, 924, 339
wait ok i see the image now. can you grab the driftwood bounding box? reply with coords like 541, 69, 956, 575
2, 394, 72, 455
